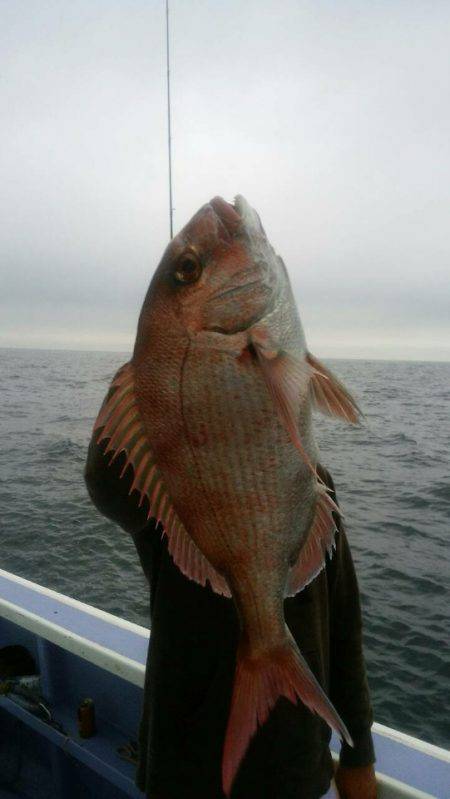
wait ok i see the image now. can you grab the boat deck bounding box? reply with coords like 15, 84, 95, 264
0, 568, 448, 798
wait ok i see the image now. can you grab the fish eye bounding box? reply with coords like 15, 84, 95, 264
173, 252, 202, 285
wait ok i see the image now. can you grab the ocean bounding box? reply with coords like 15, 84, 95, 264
1, 347, 449, 749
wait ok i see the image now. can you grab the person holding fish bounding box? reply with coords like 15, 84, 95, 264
85, 196, 377, 798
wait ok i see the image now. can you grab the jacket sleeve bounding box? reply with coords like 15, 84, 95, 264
323, 470, 376, 768
84, 435, 160, 585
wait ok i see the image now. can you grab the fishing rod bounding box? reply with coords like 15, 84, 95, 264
165, 0, 174, 238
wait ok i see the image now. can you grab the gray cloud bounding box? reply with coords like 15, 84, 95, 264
1, 0, 449, 359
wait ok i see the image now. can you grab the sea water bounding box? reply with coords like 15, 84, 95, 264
0, 348, 448, 748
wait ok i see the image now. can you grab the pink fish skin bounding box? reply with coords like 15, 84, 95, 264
94, 195, 359, 795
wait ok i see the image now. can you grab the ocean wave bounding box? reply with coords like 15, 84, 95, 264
44, 438, 85, 459
428, 484, 450, 502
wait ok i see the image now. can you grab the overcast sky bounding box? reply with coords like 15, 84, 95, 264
1, 1, 449, 360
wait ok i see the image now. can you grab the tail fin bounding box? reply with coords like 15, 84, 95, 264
222, 634, 352, 797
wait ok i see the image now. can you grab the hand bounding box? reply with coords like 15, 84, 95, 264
335, 764, 377, 799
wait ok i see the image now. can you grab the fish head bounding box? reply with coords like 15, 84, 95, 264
140, 196, 283, 337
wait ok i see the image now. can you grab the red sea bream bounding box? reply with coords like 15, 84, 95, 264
93, 196, 360, 795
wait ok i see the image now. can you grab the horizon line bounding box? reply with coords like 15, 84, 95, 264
1, 344, 449, 365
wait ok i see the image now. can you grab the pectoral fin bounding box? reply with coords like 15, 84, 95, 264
93, 362, 231, 598
251, 334, 317, 475
306, 352, 361, 424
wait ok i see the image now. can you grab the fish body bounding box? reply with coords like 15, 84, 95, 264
93, 196, 360, 794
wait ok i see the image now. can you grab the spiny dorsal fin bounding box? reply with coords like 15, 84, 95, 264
94, 362, 231, 598
286, 484, 340, 596
306, 352, 361, 425
167, 521, 231, 596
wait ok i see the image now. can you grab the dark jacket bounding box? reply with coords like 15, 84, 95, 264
85, 440, 375, 799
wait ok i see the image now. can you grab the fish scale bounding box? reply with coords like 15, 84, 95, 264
181, 344, 295, 561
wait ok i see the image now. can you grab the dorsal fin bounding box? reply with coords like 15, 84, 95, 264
94, 362, 231, 598
306, 352, 361, 425
286, 484, 340, 596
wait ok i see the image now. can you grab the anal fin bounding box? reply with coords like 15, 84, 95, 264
286, 484, 340, 596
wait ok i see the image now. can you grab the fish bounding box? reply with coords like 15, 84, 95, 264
92, 195, 360, 796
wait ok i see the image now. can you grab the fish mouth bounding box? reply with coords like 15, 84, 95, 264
210, 195, 267, 242
209, 196, 242, 236
209, 194, 261, 231
206, 195, 275, 312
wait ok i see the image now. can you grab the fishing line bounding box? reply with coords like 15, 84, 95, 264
165, 0, 174, 238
